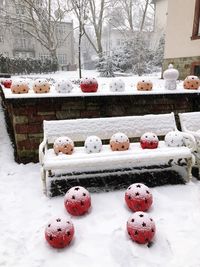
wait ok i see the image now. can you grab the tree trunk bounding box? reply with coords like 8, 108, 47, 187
78, 25, 82, 79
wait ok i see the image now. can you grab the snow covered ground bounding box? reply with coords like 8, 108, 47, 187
1, 71, 200, 267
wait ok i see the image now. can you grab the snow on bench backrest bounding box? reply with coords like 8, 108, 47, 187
179, 112, 200, 132
44, 113, 177, 143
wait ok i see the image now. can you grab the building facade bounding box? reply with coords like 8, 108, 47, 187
0, 0, 75, 70
163, 0, 200, 79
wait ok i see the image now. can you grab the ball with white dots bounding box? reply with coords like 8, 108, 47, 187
84, 135, 102, 153
165, 131, 184, 147
125, 183, 153, 212
127, 212, 156, 244
109, 79, 125, 92
53, 136, 74, 155
110, 132, 130, 151
45, 216, 75, 248
55, 79, 73, 93
64, 186, 91, 216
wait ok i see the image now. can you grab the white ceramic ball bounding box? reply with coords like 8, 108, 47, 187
109, 79, 125, 92
84, 136, 102, 153
165, 131, 184, 147
55, 79, 73, 93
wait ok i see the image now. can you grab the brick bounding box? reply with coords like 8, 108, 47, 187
12, 107, 36, 116
80, 110, 100, 118
15, 134, 28, 142
29, 114, 56, 123
61, 101, 85, 110
37, 111, 56, 116
56, 110, 80, 119
17, 139, 40, 150
13, 115, 28, 124
15, 124, 42, 134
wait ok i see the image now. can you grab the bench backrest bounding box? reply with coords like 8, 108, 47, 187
43, 113, 177, 143
179, 111, 200, 132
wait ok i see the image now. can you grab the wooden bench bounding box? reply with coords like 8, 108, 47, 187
179, 111, 200, 176
39, 113, 196, 195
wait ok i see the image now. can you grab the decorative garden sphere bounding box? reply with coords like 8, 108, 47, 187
84, 135, 102, 153
183, 76, 200, 90
140, 132, 159, 149
11, 79, 29, 94
109, 79, 125, 92
125, 183, 153, 212
165, 131, 184, 147
110, 132, 130, 151
127, 212, 156, 244
163, 64, 179, 90
2, 78, 12, 88
53, 136, 74, 155
45, 217, 74, 249
137, 80, 153, 91
55, 79, 73, 93
33, 78, 50, 93
80, 77, 98, 93
64, 186, 91, 216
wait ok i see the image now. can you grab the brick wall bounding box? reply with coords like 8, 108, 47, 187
2, 93, 200, 163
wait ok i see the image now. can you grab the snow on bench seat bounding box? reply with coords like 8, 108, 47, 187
39, 113, 196, 195
44, 142, 192, 172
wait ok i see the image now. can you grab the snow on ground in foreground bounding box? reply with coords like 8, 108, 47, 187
1, 98, 200, 267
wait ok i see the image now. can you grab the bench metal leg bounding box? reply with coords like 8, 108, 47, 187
186, 157, 193, 182
41, 167, 47, 195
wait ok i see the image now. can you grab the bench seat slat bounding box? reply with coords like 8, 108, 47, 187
44, 141, 191, 171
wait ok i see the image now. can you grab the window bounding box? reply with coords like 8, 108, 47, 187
192, 0, 200, 39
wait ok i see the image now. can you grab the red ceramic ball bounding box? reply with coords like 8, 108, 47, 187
140, 132, 159, 149
127, 212, 156, 244
2, 79, 12, 88
125, 183, 153, 212
45, 217, 74, 249
80, 77, 98, 93
64, 186, 91, 216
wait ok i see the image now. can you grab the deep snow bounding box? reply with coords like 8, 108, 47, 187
1, 72, 200, 267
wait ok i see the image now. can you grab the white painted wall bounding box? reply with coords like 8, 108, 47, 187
164, 0, 200, 58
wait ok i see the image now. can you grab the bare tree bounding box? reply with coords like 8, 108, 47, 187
0, 0, 72, 62
68, 0, 89, 78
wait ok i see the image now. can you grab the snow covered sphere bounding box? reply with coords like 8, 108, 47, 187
165, 131, 184, 147
33, 78, 50, 93
2, 78, 12, 88
53, 136, 74, 155
140, 132, 159, 149
45, 217, 74, 249
80, 77, 98, 93
110, 132, 130, 151
64, 186, 91, 216
183, 76, 200, 90
127, 212, 156, 244
125, 183, 153, 212
137, 80, 153, 91
84, 135, 102, 153
109, 79, 125, 92
55, 79, 73, 93
11, 79, 29, 94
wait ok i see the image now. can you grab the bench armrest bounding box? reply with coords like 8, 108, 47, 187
182, 130, 200, 152
181, 131, 196, 153
39, 140, 46, 165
